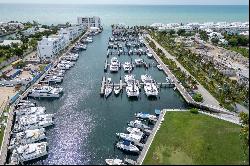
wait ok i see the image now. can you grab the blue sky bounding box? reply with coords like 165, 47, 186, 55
0, 0, 248, 5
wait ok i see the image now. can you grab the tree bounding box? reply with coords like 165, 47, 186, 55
177, 29, 186, 36
211, 38, 219, 45
228, 37, 238, 47
169, 30, 175, 36
199, 30, 209, 41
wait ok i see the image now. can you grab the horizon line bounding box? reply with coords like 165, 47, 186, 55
0, 2, 248, 5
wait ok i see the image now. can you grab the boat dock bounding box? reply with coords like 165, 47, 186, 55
100, 76, 106, 95
100, 78, 175, 96
104, 60, 108, 72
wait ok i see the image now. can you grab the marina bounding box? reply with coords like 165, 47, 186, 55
23, 26, 187, 165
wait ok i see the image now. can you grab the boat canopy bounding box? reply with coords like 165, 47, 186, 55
155, 109, 161, 115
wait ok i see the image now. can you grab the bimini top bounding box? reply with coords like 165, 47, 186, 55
155, 109, 161, 115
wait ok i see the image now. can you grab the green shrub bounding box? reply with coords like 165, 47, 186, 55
190, 108, 199, 114
193, 93, 203, 102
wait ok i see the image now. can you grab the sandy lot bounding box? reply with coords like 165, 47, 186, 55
0, 87, 16, 110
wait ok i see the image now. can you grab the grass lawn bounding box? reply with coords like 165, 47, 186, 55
143, 112, 248, 165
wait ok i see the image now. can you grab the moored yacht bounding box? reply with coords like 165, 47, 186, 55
13, 114, 54, 132
141, 74, 152, 83
15, 107, 46, 117
28, 85, 63, 98
135, 112, 157, 120
128, 120, 150, 130
105, 159, 125, 165
135, 58, 144, 66
123, 62, 133, 73
116, 140, 140, 153
126, 82, 139, 98
9, 128, 46, 148
105, 78, 113, 98
124, 74, 135, 83
116, 132, 142, 143
144, 82, 159, 97
10, 142, 48, 163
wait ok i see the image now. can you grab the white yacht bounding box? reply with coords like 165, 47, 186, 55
15, 107, 46, 117
114, 85, 121, 96
86, 37, 93, 43
157, 64, 163, 71
116, 140, 139, 153
116, 133, 142, 143
105, 159, 125, 165
28, 85, 63, 98
57, 63, 70, 70
126, 83, 139, 98
44, 76, 63, 83
123, 62, 133, 73
141, 74, 152, 83
16, 101, 36, 108
147, 52, 153, 58
9, 128, 46, 148
126, 127, 144, 137
14, 114, 54, 132
10, 142, 48, 163
124, 74, 135, 83
135, 112, 157, 120
110, 57, 119, 72
135, 59, 144, 66
128, 120, 150, 130
144, 82, 159, 97
60, 60, 75, 68
105, 78, 113, 98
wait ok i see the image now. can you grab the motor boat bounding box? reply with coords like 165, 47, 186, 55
144, 82, 159, 97
123, 62, 133, 72
126, 127, 144, 137
44, 76, 63, 83
141, 74, 152, 83
128, 120, 150, 130
157, 64, 163, 71
105, 78, 113, 98
16, 101, 36, 109
114, 85, 121, 96
13, 114, 54, 132
10, 142, 48, 163
105, 159, 125, 165
126, 82, 139, 98
124, 74, 135, 83
116, 133, 142, 143
28, 85, 63, 98
147, 52, 153, 58
9, 128, 46, 148
116, 140, 140, 153
15, 107, 46, 117
135, 59, 144, 66
135, 112, 157, 120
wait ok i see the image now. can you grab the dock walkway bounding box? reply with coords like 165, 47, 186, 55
135, 110, 167, 165
143, 36, 235, 116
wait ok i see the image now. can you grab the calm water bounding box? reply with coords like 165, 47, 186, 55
27, 27, 188, 165
0, 4, 248, 26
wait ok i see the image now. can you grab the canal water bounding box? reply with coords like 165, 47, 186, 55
29, 27, 188, 165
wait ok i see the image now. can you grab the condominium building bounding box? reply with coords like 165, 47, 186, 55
37, 35, 67, 61
37, 24, 84, 61
77, 16, 101, 29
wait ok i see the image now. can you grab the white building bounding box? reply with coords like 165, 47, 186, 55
37, 35, 67, 61
37, 25, 84, 61
0, 40, 23, 46
77, 16, 101, 29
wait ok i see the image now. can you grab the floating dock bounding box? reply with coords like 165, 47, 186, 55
100, 76, 106, 95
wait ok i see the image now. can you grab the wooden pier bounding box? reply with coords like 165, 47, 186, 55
100, 76, 106, 95
104, 60, 108, 72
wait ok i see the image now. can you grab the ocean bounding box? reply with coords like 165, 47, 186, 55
0, 4, 249, 26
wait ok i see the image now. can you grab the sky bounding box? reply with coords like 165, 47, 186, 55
0, 0, 248, 5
